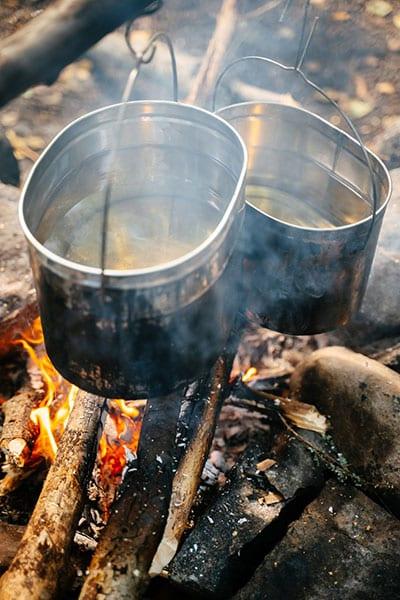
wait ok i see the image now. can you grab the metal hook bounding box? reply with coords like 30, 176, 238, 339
123, 26, 178, 102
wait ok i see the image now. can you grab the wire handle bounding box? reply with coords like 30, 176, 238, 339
212, 33, 378, 245
99, 30, 179, 289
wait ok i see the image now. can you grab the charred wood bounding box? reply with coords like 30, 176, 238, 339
234, 481, 400, 600
169, 430, 325, 598
0, 391, 105, 600
79, 391, 182, 600
0, 0, 161, 110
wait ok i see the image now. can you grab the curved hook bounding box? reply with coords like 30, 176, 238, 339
124, 26, 178, 102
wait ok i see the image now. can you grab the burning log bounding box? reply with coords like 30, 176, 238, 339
79, 392, 182, 600
0, 384, 40, 468
0, 391, 105, 600
0, 0, 161, 110
150, 355, 233, 574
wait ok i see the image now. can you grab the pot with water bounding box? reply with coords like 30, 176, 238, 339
20, 101, 247, 397
217, 102, 391, 334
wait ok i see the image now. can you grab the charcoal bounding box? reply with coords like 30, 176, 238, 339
169, 430, 324, 597
235, 481, 400, 600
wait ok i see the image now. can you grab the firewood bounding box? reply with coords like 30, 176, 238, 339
79, 391, 182, 600
0, 0, 161, 110
0, 391, 105, 600
150, 355, 232, 575
234, 482, 400, 600
185, 0, 237, 106
0, 384, 41, 467
169, 430, 325, 598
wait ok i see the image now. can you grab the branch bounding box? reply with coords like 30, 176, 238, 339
0, 0, 161, 109
0, 391, 105, 600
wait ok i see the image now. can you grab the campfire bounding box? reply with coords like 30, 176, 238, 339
2, 317, 144, 515
1, 0, 400, 599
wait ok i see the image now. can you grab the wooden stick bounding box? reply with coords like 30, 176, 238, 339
0, 384, 41, 467
0, 0, 160, 109
184, 0, 237, 106
0, 391, 105, 600
79, 392, 182, 600
150, 355, 232, 574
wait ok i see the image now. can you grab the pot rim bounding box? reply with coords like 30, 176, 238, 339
216, 101, 392, 234
20, 100, 247, 279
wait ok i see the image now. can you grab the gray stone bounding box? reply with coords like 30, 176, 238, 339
290, 346, 400, 512
335, 168, 400, 345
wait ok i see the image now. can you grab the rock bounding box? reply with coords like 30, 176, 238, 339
169, 431, 324, 597
290, 346, 400, 512
235, 481, 400, 600
333, 168, 400, 345
361, 335, 400, 373
0, 184, 37, 349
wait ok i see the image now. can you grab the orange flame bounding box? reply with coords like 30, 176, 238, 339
10, 318, 143, 501
242, 366, 258, 383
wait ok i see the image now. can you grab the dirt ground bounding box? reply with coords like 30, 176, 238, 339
0, 0, 400, 185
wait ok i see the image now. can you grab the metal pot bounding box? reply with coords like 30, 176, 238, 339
217, 102, 391, 335
20, 101, 247, 397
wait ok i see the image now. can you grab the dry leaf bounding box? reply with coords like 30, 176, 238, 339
347, 99, 374, 119
258, 491, 283, 505
366, 1, 393, 18
256, 458, 277, 472
394, 14, 400, 28
278, 398, 328, 434
376, 81, 395, 94
332, 11, 350, 21
354, 75, 369, 100
231, 81, 300, 108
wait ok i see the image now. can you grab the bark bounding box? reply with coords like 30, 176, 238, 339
0, 384, 41, 467
0, 0, 161, 110
150, 355, 233, 575
79, 391, 182, 600
0, 391, 105, 600
185, 0, 237, 106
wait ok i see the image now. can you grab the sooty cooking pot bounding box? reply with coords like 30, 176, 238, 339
20, 101, 247, 398
217, 101, 391, 335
